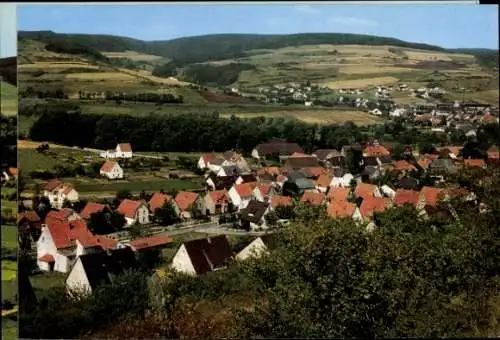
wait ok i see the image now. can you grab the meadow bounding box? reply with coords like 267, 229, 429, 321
0, 81, 17, 115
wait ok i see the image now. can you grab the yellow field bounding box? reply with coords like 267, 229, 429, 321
321, 76, 400, 89
19, 61, 98, 69
102, 51, 165, 61
17, 140, 71, 149
118, 68, 192, 86
220, 109, 382, 125
65, 71, 138, 81
338, 65, 415, 74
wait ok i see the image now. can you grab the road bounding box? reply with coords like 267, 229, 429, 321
82, 147, 163, 159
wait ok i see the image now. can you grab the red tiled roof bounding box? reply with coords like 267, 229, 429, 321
118, 143, 132, 152
18, 210, 41, 226
95, 235, 119, 250
208, 190, 230, 204
44, 179, 62, 191
270, 195, 293, 209
45, 209, 78, 225
61, 184, 75, 195
234, 182, 257, 198
100, 160, 118, 173
7, 167, 17, 176
438, 146, 462, 156
327, 201, 357, 219
129, 234, 171, 251
354, 183, 378, 200
80, 202, 108, 219
201, 153, 217, 164
47, 220, 95, 249
417, 157, 433, 170
464, 159, 485, 168
276, 175, 287, 183
487, 151, 499, 160
394, 189, 420, 207
300, 192, 326, 206
149, 193, 173, 212
316, 174, 332, 188
117, 199, 145, 219
360, 197, 391, 219
392, 160, 417, 171
364, 145, 390, 157
255, 184, 272, 197
419, 187, 443, 207
39, 254, 55, 263
327, 187, 350, 202
175, 191, 199, 211
290, 152, 308, 158
260, 167, 281, 176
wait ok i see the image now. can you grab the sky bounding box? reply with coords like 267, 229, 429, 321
16, 2, 499, 49
0, 4, 17, 58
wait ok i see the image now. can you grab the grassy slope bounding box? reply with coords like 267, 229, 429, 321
0, 81, 17, 115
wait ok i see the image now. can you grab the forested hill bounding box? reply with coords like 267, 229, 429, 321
17, 30, 454, 65
0, 57, 17, 86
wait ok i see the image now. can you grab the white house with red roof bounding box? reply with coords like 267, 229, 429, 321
204, 190, 231, 215
175, 191, 204, 219
117, 199, 150, 226
100, 143, 133, 159
228, 182, 257, 210
253, 183, 276, 203
197, 153, 217, 170
99, 160, 123, 179
148, 192, 179, 215
80, 202, 108, 220
36, 220, 119, 273
43, 179, 79, 209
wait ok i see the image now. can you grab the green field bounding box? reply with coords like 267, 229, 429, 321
2, 317, 17, 340
19, 149, 66, 174
0, 81, 17, 116
1, 225, 17, 326
1, 226, 17, 250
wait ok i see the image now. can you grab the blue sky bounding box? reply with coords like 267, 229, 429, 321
0, 4, 16, 57
17, 3, 499, 49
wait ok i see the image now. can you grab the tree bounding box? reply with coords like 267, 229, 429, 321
264, 211, 279, 226
154, 201, 179, 226
116, 190, 132, 200
87, 208, 126, 235
275, 205, 295, 220
129, 223, 143, 238
137, 248, 162, 273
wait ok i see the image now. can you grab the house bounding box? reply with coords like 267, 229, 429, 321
239, 199, 271, 231
283, 177, 317, 196
354, 183, 382, 200
284, 156, 321, 170
380, 185, 397, 199
99, 160, 124, 180
18, 210, 42, 247
300, 192, 326, 206
222, 151, 250, 172
66, 247, 136, 296
128, 234, 172, 252
37, 220, 118, 273
80, 202, 108, 220
175, 191, 204, 219
330, 168, 354, 188
171, 235, 233, 276
418, 186, 444, 209
206, 174, 237, 191
437, 146, 462, 159
236, 234, 276, 261
251, 139, 304, 159
463, 159, 486, 169
197, 153, 217, 170
429, 158, 455, 175
393, 189, 420, 207
312, 149, 342, 162
253, 183, 276, 202
207, 158, 228, 174
2, 167, 17, 182
43, 179, 79, 209
315, 174, 332, 193
486, 148, 499, 165
270, 195, 293, 210
359, 197, 391, 221
370, 108, 383, 116
117, 199, 150, 225
326, 187, 351, 203
363, 142, 390, 157
100, 143, 133, 159
228, 182, 257, 210
205, 190, 231, 215
235, 174, 258, 185
327, 201, 362, 221
217, 165, 241, 178
362, 165, 381, 181
148, 192, 178, 215
45, 208, 81, 225
397, 177, 420, 190
392, 160, 417, 173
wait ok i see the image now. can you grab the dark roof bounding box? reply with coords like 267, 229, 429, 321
378, 155, 393, 164
285, 157, 321, 169
397, 177, 419, 190
240, 200, 269, 224
362, 166, 379, 176
254, 141, 304, 156
239, 174, 258, 183
332, 167, 345, 178
295, 178, 316, 189
221, 165, 240, 176
327, 156, 345, 167
78, 252, 112, 290
364, 156, 379, 167
210, 158, 225, 166
208, 174, 236, 190
288, 170, 307, 182
183, 235, 233, 275
313, 149, 341, 161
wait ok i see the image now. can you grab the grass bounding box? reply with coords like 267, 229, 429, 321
2, 317, 17, 340
30, 272, 66, 295
0, 81, 17, 116
2, 261, 17, 282
19, 149, 66, 173
220, 109, 382, 125
321, 76, 400, 89
1, 226, 17, 250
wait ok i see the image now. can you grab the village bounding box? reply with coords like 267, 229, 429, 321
12, 132, 499, 297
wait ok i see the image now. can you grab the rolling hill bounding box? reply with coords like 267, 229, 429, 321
0, 57, 17, 116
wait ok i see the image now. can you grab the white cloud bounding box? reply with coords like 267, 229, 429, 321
326, 16, 379, 27
293, 5, 320, 15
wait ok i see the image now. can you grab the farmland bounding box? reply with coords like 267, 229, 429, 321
0, 81, 17, 116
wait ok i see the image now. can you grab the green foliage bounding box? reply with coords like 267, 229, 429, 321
87, 208, 126, 234
164, 63, 256, 86
154, 201, 180, 226
129, 223, 143, 238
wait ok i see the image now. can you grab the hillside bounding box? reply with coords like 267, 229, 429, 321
0, 57, 18, 116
